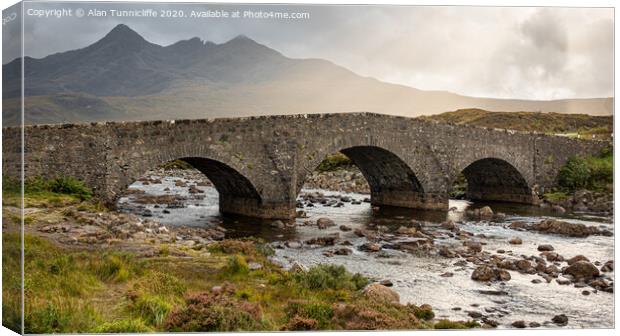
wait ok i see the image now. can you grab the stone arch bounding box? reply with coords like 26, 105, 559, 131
455, 157, 536, 204
110, 143, 294, 218
297, 141, 447, 211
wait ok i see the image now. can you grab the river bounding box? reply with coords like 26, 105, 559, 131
118, 170, 614, 329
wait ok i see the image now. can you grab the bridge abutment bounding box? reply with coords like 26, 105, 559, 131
371, 190, 448, 211
466, 187, 540, 205
219, 197, 296, 219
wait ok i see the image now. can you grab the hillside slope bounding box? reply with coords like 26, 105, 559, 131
421, 109, 613, 139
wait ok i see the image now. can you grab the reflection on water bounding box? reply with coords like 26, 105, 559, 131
118, 174, 614, 328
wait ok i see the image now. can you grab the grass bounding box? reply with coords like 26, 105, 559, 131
2, 185, 478, 333
543, 191, 570, 202
2, 229, 480, 332
422, 108, 612, 139
3, 176, 95, 209
13, 233, 144, 333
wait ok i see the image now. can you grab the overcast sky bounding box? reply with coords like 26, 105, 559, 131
2, 2, 614, 100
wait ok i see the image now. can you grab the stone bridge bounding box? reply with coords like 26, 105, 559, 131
2, 113, 608, 219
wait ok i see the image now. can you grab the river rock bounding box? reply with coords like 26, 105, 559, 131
551, 205, 566, 213
353, 228, 367, 237
471, 265, 511, 282
271, 220, 285, 229
508, 237, 522, 245
567, 255, 590, 265
379, 279, 393, 287
516, 260, 535, 273
441, 220, 457, 231
511, 320, 527, 328
334, 248, 353, 255
601, 260, 614, 272
551, 314, 568, 326
396, 226, 418, 235
562, 261, 600, 281
285, 241, 302, 249
363, 283, 400, 303
537, 244, 554, 252
290, 262, 308, 273
509, 219, 611, 237
439, 246, 457, 258
479, 206, 494, 218
359, 242, 382, 252
316, 217, 336, 229
305, 234, 339, 246
339, 225, 352, 232
464, 240, 482, 253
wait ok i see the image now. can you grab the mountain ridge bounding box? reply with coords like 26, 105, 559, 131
2, 24, 613, 125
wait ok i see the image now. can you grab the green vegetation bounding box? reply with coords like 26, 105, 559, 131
433, 319, 481, 329
558, 148, 613, 192
422, 108, 612, 139
292, 264, 368, 291
450, 173, 467, 199
92, 319, 153, 333
159, 160, 193, 170
3, 176, 93, 201
543, 191, 570, 202
316, 152, 353, 172
1, 225, 477, 333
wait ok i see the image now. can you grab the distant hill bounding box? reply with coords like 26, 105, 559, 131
2, 24, 614, 126
421, 108, 613, 140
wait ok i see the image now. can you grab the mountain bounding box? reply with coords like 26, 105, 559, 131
421, 108, 613, 140
2, 24, 614, 125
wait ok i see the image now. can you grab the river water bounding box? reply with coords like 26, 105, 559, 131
118, 171, 614, 329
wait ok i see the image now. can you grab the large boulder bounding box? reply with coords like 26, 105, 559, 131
509, 219, 612, 237
363, 283, 400, 303
562, 261, 600, 281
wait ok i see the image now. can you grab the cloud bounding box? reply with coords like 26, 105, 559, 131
4, 3, 613, 100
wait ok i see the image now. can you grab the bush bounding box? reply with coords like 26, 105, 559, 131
165, 291, 264, 332
316, 153, 353, 172
48, 177, 92, 200
293, 264, 368, 291
559, 149, 613, 192
223, 255, 250, 276
559, 156, 590, 190
92, 319, 153, 333
434, 319, 480, 329
286, 301, 334, 329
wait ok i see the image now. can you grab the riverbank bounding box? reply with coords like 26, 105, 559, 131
2, 190, 479, 333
